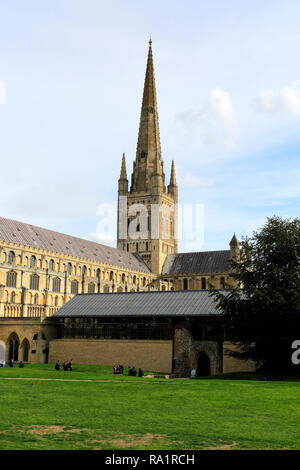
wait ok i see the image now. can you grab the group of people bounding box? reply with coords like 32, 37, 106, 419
112, 365, 144, 377
128, 366, 144, 377
112, 364, 123, 374
5, 359, 24, 368
55, 360, 73, 371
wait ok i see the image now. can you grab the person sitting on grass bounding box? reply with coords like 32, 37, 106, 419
138, 368, 143, 377
19, 361, 24, 368
55, 360, 60, 371
9, 358, 13, 367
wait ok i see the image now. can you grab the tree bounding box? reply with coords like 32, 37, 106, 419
213, 216, 300, 373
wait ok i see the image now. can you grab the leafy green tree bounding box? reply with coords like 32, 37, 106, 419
213, 216, 300, 372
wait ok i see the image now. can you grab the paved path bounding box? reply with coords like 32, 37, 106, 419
0, 376, 191, 384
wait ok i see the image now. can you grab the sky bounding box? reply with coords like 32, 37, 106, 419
0, 0, 300, 253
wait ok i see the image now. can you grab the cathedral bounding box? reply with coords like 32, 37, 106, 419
0, 40, 253, 376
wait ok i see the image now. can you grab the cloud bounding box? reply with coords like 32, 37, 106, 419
175, 88, 239, 148
257, 81, 300, 116
85, 232, 116, 247
208, 88, 238, 146
177, 171, 212, 189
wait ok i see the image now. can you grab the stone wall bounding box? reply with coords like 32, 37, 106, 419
223, 341, 256, 373
49, 338, 173, 373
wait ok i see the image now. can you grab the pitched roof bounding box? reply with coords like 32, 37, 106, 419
162, 251, 231, 275
0, 216, 150, 273
52, 290, 223, 318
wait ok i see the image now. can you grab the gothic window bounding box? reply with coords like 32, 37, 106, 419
201, 278, 207, 290
110, 271, 114, 281
127, 244, 129, 252
10, 292, 16, 304
220, 277, 225, 289
71, 280, 78, 294
88, 283, 95, 294
30, 274, 39, 291
122, 273, 125, 283
54, 296, 58, 307
143, 277, 146, 287
82, 266, 87, 277
49, 259, 54, 271
96, 269, 101, 279
21, 339, 30, 362
136, 243, 139, 252
6, 271, 17, 288
8, 251, 15, 265
53, 277, 61, 293
34, 294, 38, 305
67, 263, 72, 274
146, 242, 149, 251
8, 333, 19, 361
183, 278, 188, 290
133, 276, 136, 285
30, 256, 36, 268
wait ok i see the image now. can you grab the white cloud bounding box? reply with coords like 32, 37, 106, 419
86, 232, 116, 247
257, 81, 300, 116
178, 171, 212, 189
209, 88, 238, 146
175, 88, 239, 149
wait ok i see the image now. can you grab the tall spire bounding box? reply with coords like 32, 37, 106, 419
136, 38, 161, 161
130, 40, 163, 194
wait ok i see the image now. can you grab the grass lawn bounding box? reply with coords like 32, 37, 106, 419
0, 364, 300, 450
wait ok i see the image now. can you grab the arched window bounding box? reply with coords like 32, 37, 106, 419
220, 277, 225, 289
30, 256, 36, 268
54, 296, 58, 307
34, 294, 38, 305
88, 283, 95, 293
133, 276, 136, 285
21, 339, 30, 362
71, 280, 78, 294
136, 243, 139, 252
110, 271, 114, 281
8, 251, 15, 265
8, 333, 19, 362
146, 242, 149, 251
49, 259, 54, 271
122, 273, 125, 283
183, 278, 188, 290
67, 263, 72, 274
127, 244, 129, 252
201, 278, 207, 290
143, 277, 146, 287
96, 269, 101, 279
82, 266, 87, 277
10, 292, 16, 304
30, 274, 39, 291
6, 271, 17, 288
52, 277, 61, 293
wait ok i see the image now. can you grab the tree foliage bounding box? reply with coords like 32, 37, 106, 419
213, 216, 300, 372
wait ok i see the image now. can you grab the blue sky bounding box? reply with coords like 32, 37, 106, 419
0, 0, 300, 252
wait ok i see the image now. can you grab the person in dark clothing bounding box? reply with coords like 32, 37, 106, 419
55, 360, 60, 371
132, 367, 137, 377
128, 366, 132, 376
69, 360, 73, 371
19, 361, 24, 368
9, 359, 13, 367
138, 368, 143, 377
63, 361, 68, 371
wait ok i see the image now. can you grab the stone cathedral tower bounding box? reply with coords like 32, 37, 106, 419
117, 40, 178, 274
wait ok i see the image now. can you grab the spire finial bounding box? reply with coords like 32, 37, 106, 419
149, 35, 152, 46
